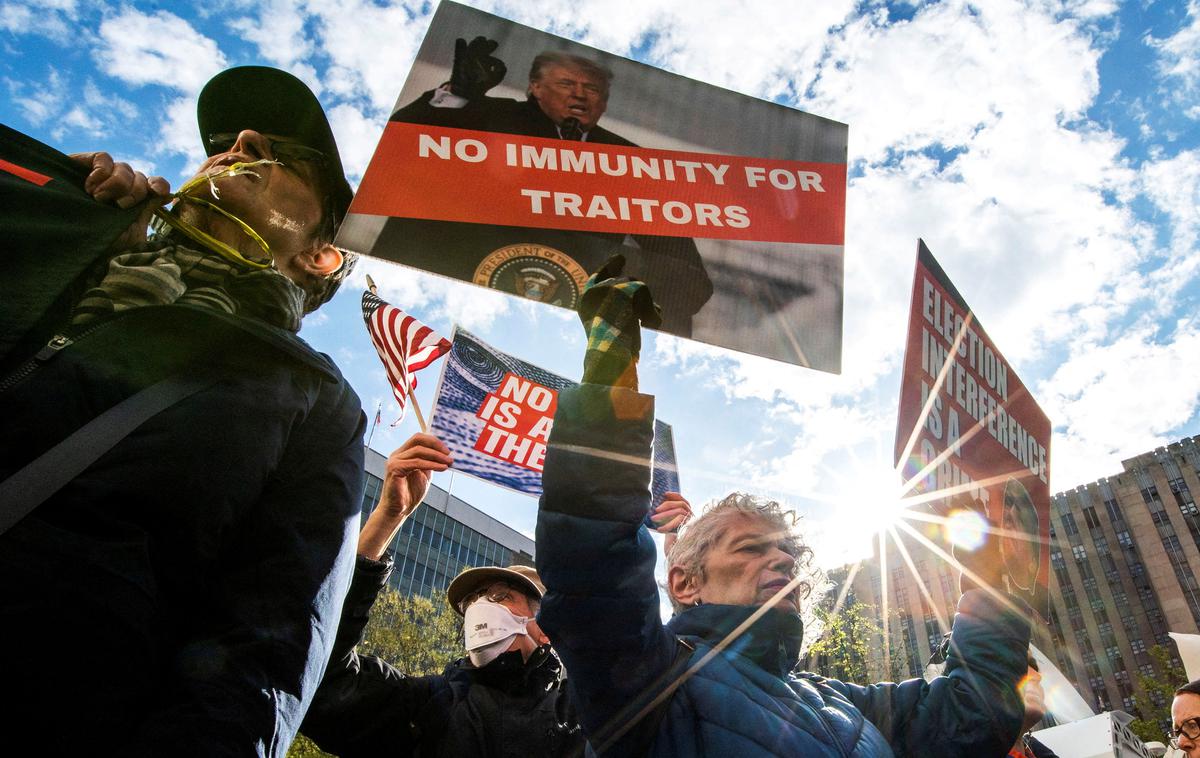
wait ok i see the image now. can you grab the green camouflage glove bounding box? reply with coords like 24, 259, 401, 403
578, 254, 662, 388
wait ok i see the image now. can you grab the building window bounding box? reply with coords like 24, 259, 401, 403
1072, 544, 1087, 561
1131, 638, 1146, 654
1083, 506, 1102, 530
1098, 622, 1117, 647
1103, 496, 1125, 525
1062, 513, 1081, 540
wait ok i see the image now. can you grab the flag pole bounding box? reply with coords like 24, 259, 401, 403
410, 392, 429, 434
366, 274, 378, 295
366, 401, 381, 449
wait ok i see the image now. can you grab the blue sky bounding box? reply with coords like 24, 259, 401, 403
3, 0, 1198, 568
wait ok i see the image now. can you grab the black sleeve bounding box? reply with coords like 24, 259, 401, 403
300, 556, 443, 757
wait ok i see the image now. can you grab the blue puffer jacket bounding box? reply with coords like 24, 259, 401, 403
536, 385, 1030, 757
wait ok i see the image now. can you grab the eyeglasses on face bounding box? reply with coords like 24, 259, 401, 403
1169, 716, 1200, 748
207, 133, 326, 167
459, 581, 517, 613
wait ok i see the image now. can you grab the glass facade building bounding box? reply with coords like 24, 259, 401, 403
359, 447, 535, 599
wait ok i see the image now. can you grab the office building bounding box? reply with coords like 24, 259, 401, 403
358, 447, 536, 598
1042, 436, 1200, 715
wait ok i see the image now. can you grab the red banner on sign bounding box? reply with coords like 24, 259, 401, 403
894, 240, 1052, 619
351, 122, 846, 245
471, 372, 558, 472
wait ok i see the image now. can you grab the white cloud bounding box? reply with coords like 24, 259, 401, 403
0, 0, 75, 42
57, 106, 102, 137
806, 1, 1104, 161
94, 9, 226, 95
1040, 318, 1200, 487
1148, 0, 1200, 116
8, 67, 67, 125
355, 258, 512, 334
158, 94, 206, 168
325, 102, 383, 182
82, 79, 137, 121
306, 0, 434, 114
227, 0, 319, 86
1141, 147, 1200, 270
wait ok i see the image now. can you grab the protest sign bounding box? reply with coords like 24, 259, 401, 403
339, 1, 848, 373
431, 327, 677, 499
894, 240, 1052, 617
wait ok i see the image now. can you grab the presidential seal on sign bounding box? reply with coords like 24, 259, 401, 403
473, 244, 590, 307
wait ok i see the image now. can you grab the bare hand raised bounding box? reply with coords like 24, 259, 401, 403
650, 491, 692, 534
378, 433, 453, 519
359, 433, 453, 560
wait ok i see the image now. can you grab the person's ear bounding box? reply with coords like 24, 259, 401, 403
300, 243, 343, 278
668, 566, 701, 607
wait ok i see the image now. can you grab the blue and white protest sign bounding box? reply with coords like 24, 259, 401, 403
430, 327, 678, 499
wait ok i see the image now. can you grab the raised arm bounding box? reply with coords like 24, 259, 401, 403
302, 433, 452, 756
821, 588, 1030, 758
357, 433, 453, 560
821, 505, 1030, 757
536, 256, 680, 740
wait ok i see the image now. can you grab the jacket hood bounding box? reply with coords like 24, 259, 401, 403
667, 604, 804, 677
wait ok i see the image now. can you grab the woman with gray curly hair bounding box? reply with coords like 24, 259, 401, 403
534, 258, 1035, 757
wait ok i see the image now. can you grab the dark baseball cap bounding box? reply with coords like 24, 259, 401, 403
446, 564, 544, 617
197, 66, 354, 227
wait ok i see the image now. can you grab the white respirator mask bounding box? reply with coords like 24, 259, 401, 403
463, 600, 530, 667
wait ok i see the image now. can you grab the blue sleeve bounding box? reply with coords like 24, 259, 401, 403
821, 589, 1030, 758
535, 384, 678, 738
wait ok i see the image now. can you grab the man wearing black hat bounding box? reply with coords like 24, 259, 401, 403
0, 67, 363, 755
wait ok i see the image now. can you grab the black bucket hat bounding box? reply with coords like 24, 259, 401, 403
197, 66, 354, 228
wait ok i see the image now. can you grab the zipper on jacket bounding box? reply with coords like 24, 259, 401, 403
0, 326, 98, 395
0, 308, 146, 396
0, 334, 70, 394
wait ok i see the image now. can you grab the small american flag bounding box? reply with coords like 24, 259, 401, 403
362, 290, 451, 421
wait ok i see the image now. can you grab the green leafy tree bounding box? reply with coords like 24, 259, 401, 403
804, 593, 907, 683
1129, 644, 1187, 743
288, 587, 463, 757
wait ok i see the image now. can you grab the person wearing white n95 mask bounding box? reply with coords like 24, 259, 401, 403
463, 587, 539, 667
302, 431, 688, 757
303, 555, 575, 757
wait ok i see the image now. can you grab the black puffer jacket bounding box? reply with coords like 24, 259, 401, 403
302, 557, 585, 757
